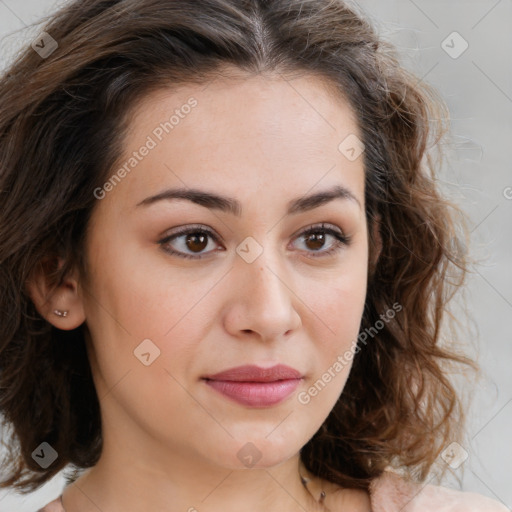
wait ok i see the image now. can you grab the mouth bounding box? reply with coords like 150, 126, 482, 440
202, 364, 303, 407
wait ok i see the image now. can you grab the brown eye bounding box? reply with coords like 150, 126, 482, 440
304, 232, 327, 251
184, 233, 209, 253
159, 225, 222, 260
292, 223, 351, 258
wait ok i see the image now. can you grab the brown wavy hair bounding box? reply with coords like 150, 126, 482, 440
0, 0, 476, 494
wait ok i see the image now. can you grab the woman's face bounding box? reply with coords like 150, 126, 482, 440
78, 70, 368, 471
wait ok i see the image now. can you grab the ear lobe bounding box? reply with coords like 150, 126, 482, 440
25, 256, 86, 330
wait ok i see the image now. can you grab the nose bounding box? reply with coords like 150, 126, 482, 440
222, 246, 302, 342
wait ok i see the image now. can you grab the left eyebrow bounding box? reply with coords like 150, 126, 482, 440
136, 184, 362, 215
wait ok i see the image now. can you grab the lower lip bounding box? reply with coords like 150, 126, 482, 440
204, 378, 301, 407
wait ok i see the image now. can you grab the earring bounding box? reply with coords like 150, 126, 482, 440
53, 309, 69, 317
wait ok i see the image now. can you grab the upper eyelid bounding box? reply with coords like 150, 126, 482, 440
160, 222, 345, 241
160, 224, 220, 242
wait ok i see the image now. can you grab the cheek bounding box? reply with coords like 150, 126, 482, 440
81, 253, 207, 442
308, 281, 365, 380
299, 251, 368, 404
82, 241, 222, 415
295, 296, 366, 428
306, 255, 368, 346
84, 225, 195, 339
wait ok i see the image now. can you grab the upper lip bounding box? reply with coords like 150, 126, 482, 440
203, 364, 302, 382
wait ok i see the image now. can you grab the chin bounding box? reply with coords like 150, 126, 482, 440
201, 432, 304, 471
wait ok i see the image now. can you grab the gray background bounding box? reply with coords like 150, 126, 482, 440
0, 0, 510, 510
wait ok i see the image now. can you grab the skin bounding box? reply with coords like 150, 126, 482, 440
29, 68, 373, 512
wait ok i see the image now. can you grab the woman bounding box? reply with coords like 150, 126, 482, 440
0, 0, 507, 511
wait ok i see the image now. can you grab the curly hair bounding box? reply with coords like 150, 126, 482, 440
0, 0, 475, 494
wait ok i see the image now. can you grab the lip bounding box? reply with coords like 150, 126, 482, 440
202, 364, 303, 407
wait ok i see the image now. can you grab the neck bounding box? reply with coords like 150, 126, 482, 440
62, 448, 325, 512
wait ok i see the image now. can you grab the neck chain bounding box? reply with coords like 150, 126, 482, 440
298, 461, 328, 509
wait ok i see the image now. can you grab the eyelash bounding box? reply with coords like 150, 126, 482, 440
158, 222, 351, 260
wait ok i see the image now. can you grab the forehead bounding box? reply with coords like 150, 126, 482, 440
100, 69, 365, 217
129, 69, 360, 145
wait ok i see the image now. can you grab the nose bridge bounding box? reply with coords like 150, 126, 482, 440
241, 237, 288, 305
230, 235, 300, 338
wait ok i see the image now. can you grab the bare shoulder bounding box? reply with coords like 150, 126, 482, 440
369, 469, 510, 512
37, 495, 65, 512
416, 481, 510, 512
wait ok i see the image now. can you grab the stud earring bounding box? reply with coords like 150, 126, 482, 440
53, 309, 69, 317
